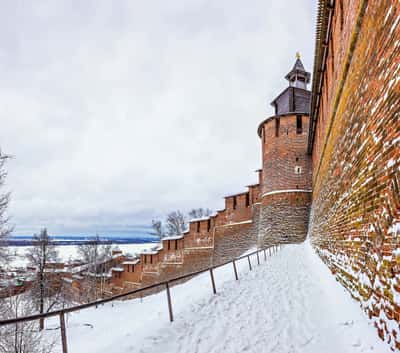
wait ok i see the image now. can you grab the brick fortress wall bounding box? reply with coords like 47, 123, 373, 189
108, 179, 264, 294
257, 113, 312, 247
104, 123, 306, 294
107, 108, 315, 296
308, 0, 400, 349
58, 1, 400, 349
71, 61, 315, 301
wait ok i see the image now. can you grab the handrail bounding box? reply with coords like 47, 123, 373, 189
0, 247, 265, 325
0, 244, 283, 353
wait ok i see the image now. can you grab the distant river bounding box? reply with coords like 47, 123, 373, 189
5, 231, 160, 246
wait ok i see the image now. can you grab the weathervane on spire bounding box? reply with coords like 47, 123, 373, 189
296, 52, 301, 59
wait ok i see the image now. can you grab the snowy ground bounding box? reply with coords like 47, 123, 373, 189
46, 242, 391, 353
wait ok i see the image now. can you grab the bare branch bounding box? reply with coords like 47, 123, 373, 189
0, 150, 12, 264
165, 210, 187, 236
0, 295, 55, 353
151, 219, 164, 239
188, 208, 213, 219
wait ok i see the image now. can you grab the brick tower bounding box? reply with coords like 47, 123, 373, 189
257, 55, 312, 247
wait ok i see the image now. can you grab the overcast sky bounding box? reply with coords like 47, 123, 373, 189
0, 0, 316, 235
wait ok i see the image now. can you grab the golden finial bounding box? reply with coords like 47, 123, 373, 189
296, 52, 301, 59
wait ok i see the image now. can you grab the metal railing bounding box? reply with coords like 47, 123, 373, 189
0, 244, 282, 353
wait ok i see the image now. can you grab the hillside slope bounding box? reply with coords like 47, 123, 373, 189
53, 243, 391, 353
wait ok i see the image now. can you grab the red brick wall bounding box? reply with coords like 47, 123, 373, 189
258, 114, 312, 246
109, 111, 313, 296
213, 203, 260, 265
108, 183, 262, 293
185, 220, 214, 249
261, 114, 312, 195
160, 240, 184, 264
224, 194, 252, 223
309, 0, 400, 348
141, 252, 161, 275
120, 262, 142, 286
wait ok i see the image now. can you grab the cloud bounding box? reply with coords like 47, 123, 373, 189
0, 0, 316, 235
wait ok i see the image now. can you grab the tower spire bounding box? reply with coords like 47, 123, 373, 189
269, 56, 311, 116
285, 54, 310, 89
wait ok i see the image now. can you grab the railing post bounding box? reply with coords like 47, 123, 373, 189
256, 251, 260, 265
59, 312, 68, 353
247, 255, 252, 271
263, 249, 267, 261
209, 268, 217, 294
165, 282, 174, 322
232, 260, 239, 281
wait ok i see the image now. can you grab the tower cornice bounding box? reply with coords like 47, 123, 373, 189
257, 112, 310, 138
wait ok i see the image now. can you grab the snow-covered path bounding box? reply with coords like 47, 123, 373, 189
60, 242, 391, 353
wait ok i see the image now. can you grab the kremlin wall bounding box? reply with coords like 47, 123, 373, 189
62, 0, 400, 349
105, 56, 314, 292
308, 0, 400, 349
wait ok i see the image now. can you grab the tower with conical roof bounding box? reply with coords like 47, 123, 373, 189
257, 55, 312, 247
285, 53, 311, 89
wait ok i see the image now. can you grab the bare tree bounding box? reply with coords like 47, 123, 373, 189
153, 209, 211, 239
151, 219, 165, 239
0, 151, 11, 264
0, 294, 55, 353
78, 235, 100, 302
188, 208, 213, 219
165, 211, 187, 236
77, 235, 101, 264
26, 229, 59, 330
99, 242, 113, 299
77, 235, 113, 301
